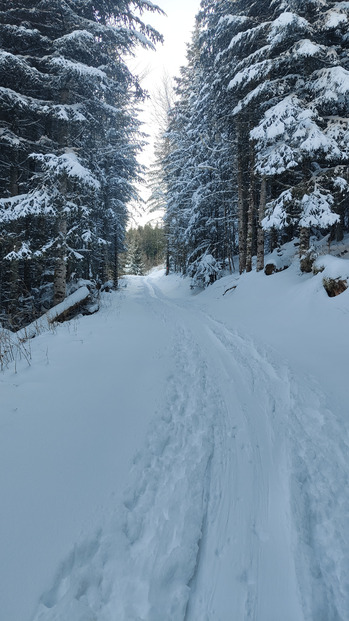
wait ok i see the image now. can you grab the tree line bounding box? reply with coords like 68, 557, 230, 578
0, 0, 162, 328
2, 0, 349, 328
153, 0, 349, 286
124, 224, 166, 275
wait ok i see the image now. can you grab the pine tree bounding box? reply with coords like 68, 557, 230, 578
0, 0, 163, 326
163, 4, 237, 285
161, 0, 349, 283
225, 0, 349, 264
125, 238, 145, 275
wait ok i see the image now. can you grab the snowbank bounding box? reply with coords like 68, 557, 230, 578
314, 252, 349, 279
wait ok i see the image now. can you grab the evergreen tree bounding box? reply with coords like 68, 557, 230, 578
124, 238, 145, 275
162, 0, 349, 283
164, 5, 237, 285
223, 0, 349, 265
124, 224, 165, 273
0, 0, 162, 326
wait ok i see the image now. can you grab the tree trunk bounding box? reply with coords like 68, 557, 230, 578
246, 146, 255, 273
224, 202, 234, 273
270, 226, 278, 253
166, 238, 170, 275
53, 217, 67, 305
334, 220, 344, 242
237, 142, 247, 274
113, 234, 118, 288
299, 226, 310, 256
257, 176, 266, 272
9, 164, 19, 197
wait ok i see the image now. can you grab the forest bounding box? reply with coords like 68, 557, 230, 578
0, 0, 163, 328
1, 0, 349, 325
154, 0, 349, 285
1, 3, 349, 620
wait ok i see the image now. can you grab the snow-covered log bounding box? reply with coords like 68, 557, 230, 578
16, 286, 91, 340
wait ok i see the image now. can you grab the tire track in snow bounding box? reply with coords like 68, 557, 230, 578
138, 278, 349, 620
287, 374, 349, 621
144, 279, 303, 620
184, 319, 301, 620
196, 311, 349, 621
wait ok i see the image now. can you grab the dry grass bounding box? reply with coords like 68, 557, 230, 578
0, 329, 32, 371
323, 277, 348, 297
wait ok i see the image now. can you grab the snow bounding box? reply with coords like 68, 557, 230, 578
0, 86, 35, 109
132, 30, 156, 49
55, 30, 95, 44
314, 252, 349, 280
232, 44, 272, 78
262, 189, 294, 229
1, 250, 349, 620
334, 175, 348, 190
218, 14, 248, 27
232, 80, 272, 115
268, 12, 310, 45
299, 189, 339, 228
4, 241, 32, 261
251, 94, 344, 177
50, 57, 107, 80
0, 189, 56, 222
0, 87, 86, 127
15, 287, 91, 341
42, 104, 86, 123
324, 10, 348, 28
228, 59, 273, 90
228, 23, 266, 52
0, 127, 21, 146
33, 151, 100, 190
293, 39, 323, 57
311, 66, 349, 102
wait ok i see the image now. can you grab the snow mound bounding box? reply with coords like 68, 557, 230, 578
314, 253, 349, 279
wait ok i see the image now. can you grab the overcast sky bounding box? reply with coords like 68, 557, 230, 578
136, 0, 199, 90
129, 0, 200, 221
129, 0, 200, 226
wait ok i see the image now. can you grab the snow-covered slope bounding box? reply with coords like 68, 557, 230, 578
1, 257, 348, 620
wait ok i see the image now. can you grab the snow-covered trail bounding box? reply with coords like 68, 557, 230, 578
1, 270, 348, 621
143, 275, 303, 620
144, 275, 349, 621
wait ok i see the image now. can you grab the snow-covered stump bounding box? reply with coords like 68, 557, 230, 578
313, 254, 349, 297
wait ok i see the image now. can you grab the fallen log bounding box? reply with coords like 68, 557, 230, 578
16, 286, 91, 341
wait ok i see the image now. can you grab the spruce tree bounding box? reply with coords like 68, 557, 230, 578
161, 0, 349, 283
0, 0, 162, 326
225, 0, 349, 263
164, 4, 237, 285
125, 238, 145, 275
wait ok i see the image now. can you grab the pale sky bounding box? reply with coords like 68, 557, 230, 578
135, 0, 200, 91
129, 0, 200, 223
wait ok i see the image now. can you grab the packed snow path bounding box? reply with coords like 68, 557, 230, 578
1, 269, 348, 621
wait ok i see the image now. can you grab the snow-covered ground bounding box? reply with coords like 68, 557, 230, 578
1, 249, 348, 620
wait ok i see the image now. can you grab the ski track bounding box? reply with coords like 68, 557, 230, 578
145, 279, 303, 621
31, 275, 349, 621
